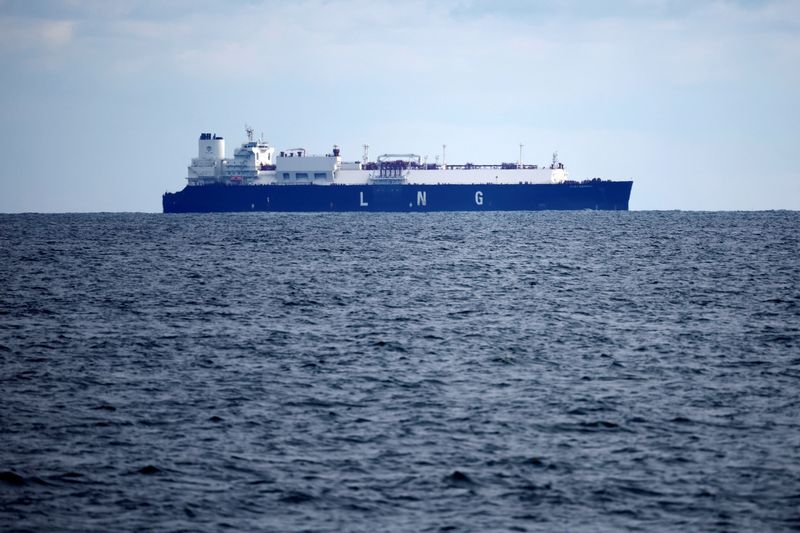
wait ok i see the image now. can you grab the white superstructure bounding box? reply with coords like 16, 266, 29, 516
187, 128, 569, 186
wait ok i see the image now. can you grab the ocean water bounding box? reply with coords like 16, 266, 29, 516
1, 211, 799, 532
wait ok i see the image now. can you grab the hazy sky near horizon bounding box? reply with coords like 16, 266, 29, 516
0, 0, 798, 212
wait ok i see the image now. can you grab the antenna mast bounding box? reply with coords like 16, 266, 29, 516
519, 143, 524, 169
245, 124, 254, 142
362, 144, 369, 164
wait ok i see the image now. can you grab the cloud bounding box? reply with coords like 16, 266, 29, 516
40, 19, 75, 46
0, 16, 75, 51
3, 0, 798, 88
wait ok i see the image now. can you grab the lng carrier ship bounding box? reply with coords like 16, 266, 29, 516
162, 127, 632, 213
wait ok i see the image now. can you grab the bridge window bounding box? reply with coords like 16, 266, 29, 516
296, 173, 308, 179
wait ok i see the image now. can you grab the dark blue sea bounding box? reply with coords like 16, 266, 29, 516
1, 211, 799, 532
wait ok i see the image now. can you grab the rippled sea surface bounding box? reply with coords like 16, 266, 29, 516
1, 211, 799, 532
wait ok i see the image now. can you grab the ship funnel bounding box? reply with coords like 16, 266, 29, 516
198, 132, 225, 160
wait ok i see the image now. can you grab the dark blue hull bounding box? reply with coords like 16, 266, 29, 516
162, 181, 632, 213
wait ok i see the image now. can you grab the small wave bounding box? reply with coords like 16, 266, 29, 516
444, 470, 474, 486
278, 490, 315, 504
0, 471, 25, 486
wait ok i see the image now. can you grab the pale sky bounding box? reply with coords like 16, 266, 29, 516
0, 0, 798, 211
